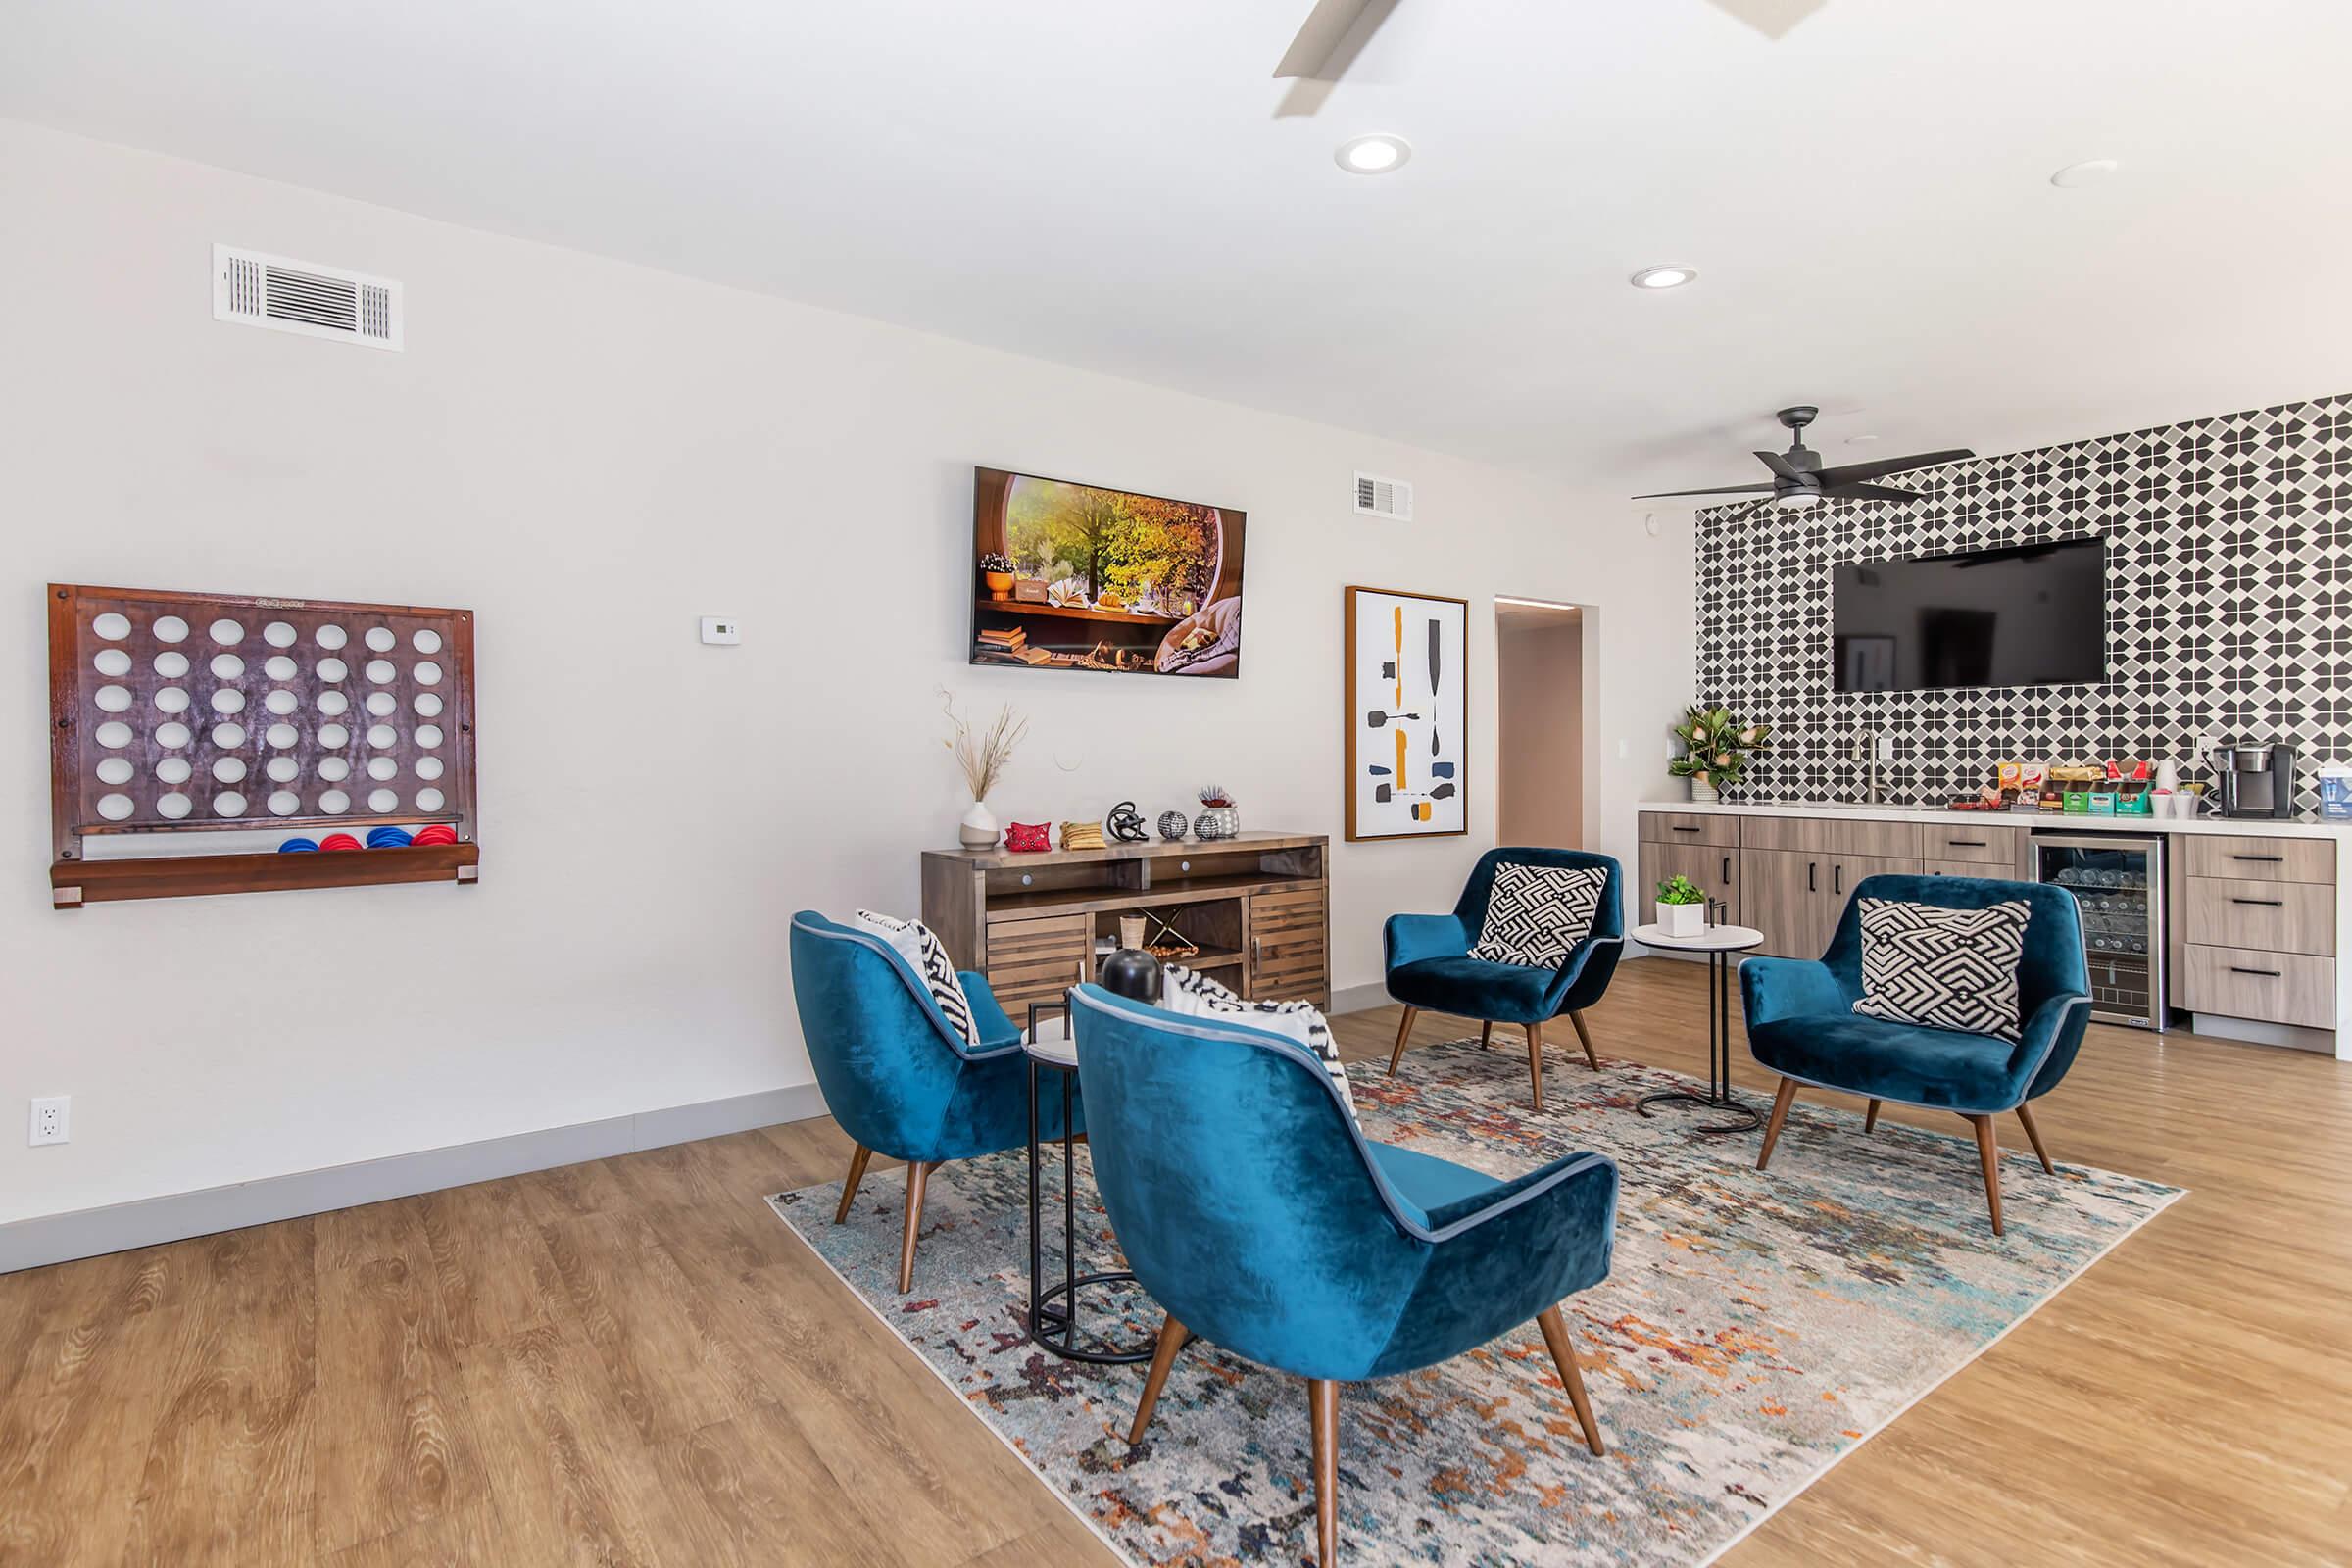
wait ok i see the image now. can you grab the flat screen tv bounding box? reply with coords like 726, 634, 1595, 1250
1832, 537, 2106, 692
969, 467, 1245, 677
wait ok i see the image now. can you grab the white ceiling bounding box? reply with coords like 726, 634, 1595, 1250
5, 0, 2348, 492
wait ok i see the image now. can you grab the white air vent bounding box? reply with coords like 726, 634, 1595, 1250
213, 245, 402, 351
1354, 471, 1414, 522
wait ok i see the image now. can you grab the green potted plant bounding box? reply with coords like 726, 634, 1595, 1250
1655, 873, 1708, 938
1668, 704, 1771, 802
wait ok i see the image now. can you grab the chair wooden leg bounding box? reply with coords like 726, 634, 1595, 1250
1387, 1005, 1419, 1076
1568, 1009, 1600, 1071
833, 1144, 873, 1224
1523, 1020, 1546, 1111
1756, 1077, 1799, 1171
2015, 1101, 2055, 1174
1863, 1099, 1882, 1135
897, 1158, 931, 1293
1535, 1305, 1604, 1456
1128, 1315, 1192, 1443
1308, 1378, 1341, 1567
1479, 1019, 1494, 1050
1969, 1114, 2004, 1236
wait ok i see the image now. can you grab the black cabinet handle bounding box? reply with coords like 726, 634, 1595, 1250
1834, 864, 1844, 896
2230, 965, 2281, 977
1807, 860, 1817, 892
1670, 825, 1701, 834
1947, 839, 1988, 848
1722, 855, 1732, 884
2231, 854, 2285, 863
2230, 897, 2283, 907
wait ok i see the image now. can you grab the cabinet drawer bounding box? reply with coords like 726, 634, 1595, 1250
2178, 944, 2336, 1028
2185, 877, 2335, 956
1739, 815, 1835, 853
1920, 824, 2022, 867
2181, 835, 2335, 885
1641, 810, 1739, 846
1923, 858, 2016, 880
1831, 819, 1922, 858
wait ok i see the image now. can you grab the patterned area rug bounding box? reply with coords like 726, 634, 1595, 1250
767, 1041, 2181, 1567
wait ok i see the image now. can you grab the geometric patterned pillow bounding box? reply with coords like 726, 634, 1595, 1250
1470, 861, 1607, 968
1158, 964, 1358, 1127
1850, 897, 2030, 1042
852, 910, 981, 1048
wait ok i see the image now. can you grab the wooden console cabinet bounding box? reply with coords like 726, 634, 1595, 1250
920, 831, 1329, 1016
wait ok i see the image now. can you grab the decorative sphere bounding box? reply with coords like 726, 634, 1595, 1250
1099, 947, 1163, 1004
1156, 810, 1190, 842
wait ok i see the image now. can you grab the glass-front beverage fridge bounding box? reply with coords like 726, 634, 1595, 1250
2033, 833, 2165, 1029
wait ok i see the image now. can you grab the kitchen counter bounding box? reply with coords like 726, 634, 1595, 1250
1641, 798, 2352, 840
1638, 797, 2352, 1062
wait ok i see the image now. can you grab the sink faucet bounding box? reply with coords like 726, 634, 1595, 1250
1851, 728, 1886, 805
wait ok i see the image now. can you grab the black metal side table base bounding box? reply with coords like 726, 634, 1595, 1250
1634, 1088, 1761, 1135
1639, 942, 1763, 1137
1026, 999, 1155, 1367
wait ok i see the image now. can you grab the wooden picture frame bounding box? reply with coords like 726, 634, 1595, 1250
1344, 586, 1468, 842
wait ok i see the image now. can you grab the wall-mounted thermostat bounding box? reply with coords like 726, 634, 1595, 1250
700, 616, 742, 646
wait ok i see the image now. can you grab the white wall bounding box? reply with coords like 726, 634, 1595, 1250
0, 121, 1693, 1225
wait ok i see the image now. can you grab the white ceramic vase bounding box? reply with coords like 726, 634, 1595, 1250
1689, 777, 1719, 804
958, 799, 1000, 849
1658, 900, 1706, 938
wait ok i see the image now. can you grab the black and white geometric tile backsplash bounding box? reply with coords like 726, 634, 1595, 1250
1697, 392, 2352, 813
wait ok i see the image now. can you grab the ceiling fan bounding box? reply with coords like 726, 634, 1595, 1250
1633, 407, 1974, 516
1272, 0, 1825, 86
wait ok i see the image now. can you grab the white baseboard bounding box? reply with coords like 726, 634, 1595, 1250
1330, 981, 1394, 1016
0, 1082, 829, 1276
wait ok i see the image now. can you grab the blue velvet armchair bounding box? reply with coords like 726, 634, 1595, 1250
1383, 848, 1626, 1108
789, 911, 1079, 1291
1070, 984, 1620, 1566
1740, 874, 2092, 1235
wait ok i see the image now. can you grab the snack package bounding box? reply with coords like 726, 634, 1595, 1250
1996, 761, 2022, 792
2017, 761, 2048, 792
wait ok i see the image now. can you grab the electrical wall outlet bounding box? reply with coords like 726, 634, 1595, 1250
29, 1096, 69, 1146
699, 616, 742, 646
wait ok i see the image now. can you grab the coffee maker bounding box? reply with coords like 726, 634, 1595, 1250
2207, 742, 2299, 819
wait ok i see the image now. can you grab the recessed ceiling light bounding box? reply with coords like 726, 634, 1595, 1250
1630, 266, 1698, 290
1336, 134, 1411, 174
1845, 433, 1881, 445
2050, 158, 2119, 189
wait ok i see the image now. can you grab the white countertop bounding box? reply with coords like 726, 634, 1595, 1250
1641, 798, 2352, 840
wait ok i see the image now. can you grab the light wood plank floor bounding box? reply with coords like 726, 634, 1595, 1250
3, 956, 2347, 1566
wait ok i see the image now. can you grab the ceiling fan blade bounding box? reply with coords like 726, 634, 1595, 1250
1705, 0, 1829, 40
1274, 0, 1397, 79
1812, 448, 1975, 487
1753, 449, 1801, 481
1631, 483, 1778, 499
1817, 482, 1921, 503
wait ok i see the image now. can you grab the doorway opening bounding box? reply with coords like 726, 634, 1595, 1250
1495, 597, 1588, 849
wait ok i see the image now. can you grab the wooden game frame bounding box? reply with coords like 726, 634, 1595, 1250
47, 582, 481, 908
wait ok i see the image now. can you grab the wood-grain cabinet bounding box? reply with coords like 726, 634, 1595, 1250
1640, 811, 2032, 960
2174, 834, 2338, 1029
920, 833, 1331, 1016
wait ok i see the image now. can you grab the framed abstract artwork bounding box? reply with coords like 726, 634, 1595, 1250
1344, 586, 1467, 842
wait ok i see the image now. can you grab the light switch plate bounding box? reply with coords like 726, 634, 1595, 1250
699, 616, 742, 646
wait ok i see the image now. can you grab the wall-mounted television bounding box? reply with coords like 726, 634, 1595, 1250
1832, 537, 2106, 692
969, 467, 1245, 677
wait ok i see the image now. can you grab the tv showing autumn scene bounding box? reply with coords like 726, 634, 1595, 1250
970, 466, 1247, 677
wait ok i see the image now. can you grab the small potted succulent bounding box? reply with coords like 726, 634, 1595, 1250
979, 551, 1015, 601
1192, 784, 1239, 841
1655, 873, 1708, 938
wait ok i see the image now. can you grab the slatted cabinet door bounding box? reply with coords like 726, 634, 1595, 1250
1249, 885, 1329, 1005
983, 911, 1091, 1021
